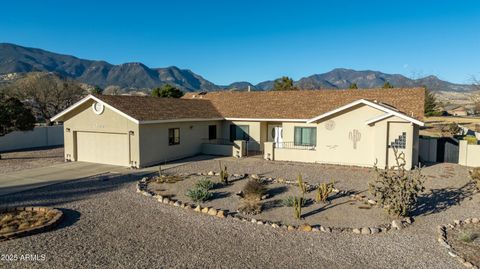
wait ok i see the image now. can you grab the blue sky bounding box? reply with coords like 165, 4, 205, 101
0, 0, 479, 85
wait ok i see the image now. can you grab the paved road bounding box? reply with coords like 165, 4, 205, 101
0, 162, 126, 196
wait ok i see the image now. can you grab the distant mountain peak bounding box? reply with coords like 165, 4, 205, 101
0, 43, 219, 92
0, 43, 474, 93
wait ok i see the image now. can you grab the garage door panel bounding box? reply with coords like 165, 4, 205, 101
76, 132, 129, 166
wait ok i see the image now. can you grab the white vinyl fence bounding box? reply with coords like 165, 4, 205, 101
0, 126, 64, 152
459, 140, 480, 167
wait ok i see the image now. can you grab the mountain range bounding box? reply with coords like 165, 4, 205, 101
0, 43, 475, 92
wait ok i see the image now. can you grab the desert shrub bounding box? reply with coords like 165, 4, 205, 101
458, 231, 478, 243
315, 182, 334, 203
470, 167, 480, 191
282, 196, 307, 207
369, 149, 425, 217
242, 179, 267, 201
238, 199, 262, 214
195, 178, 215, 190
464, 135, 478, 145
186, 187, 212, 203
297, 174, 307, 194
218, 161, 229, 184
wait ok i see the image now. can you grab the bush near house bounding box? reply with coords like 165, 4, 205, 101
195, 178, 215, 190
369, 149, 425, 217
242, 179, 267, 201
238, 179, 267, 214
186, 186, 212, 203
282, 196, 307, 207
464, 135, 478, 145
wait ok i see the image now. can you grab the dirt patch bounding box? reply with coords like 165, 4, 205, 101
448, 224, 480, 266
0, 147, 64, 174
147, 174, 393, 228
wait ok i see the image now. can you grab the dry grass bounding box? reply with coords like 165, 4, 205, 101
421, 116, 480, 137
0, 210, 58, 234
154, 175, 184, 184
449, 224, 480, 266
238, 199, 262, 215
242, 179, 267, 201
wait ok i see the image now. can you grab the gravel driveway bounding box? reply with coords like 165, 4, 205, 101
0, 157, 478, 269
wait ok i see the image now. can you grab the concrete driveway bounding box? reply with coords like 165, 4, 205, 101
0, 161, 128, 196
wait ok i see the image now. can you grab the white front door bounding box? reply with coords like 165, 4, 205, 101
274, 126, 283, 147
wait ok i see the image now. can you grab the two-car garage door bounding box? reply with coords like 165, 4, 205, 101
76, 132, 130, 166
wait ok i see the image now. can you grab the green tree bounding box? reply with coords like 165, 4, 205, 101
89, 86, 103, 95
382, 82, 394, 88
0, 93, 36, 159
151, 84, 184, 98
272, 76, 298, 91
349, 83, 358, 89
424, 88, 440, 116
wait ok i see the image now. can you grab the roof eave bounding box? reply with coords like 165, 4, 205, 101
307, 99, 425, 126
50, 94, 140, 124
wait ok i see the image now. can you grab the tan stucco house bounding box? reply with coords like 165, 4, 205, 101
51, 88, 425, 169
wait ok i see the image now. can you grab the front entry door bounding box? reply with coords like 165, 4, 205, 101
274, 126, 283, 148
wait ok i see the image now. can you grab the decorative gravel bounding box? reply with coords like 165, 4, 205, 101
0, 157, 478, 268
147, 174, 392, 228
0, 147, 64, 174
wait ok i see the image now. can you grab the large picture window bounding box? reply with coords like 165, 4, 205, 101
294, 127, 316, 146
168, 128, 180, 145
230, 125, 250, 141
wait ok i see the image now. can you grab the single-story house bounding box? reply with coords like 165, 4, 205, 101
444, 105, 468, 116
51, 88, 425, 169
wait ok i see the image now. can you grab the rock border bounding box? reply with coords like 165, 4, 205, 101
0, 207, 63, 241
436, 218, 480, 269
137, 173, 414, 235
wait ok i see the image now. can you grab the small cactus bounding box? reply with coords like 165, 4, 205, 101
315, 181, 334, 203
297, 174, 306, 194
219, 161, 229, 184
293, 196, 303, 219
158, 165, 162, 177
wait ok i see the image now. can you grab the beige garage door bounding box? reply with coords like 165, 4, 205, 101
76, 132, 130, 166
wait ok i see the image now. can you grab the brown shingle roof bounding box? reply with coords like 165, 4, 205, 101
95, 95, 222, 121
90, 88, 424, 122
183, 88, 425, 120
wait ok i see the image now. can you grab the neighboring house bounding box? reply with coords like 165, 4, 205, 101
444, 105, 468, 116
51, 88, 425, 170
